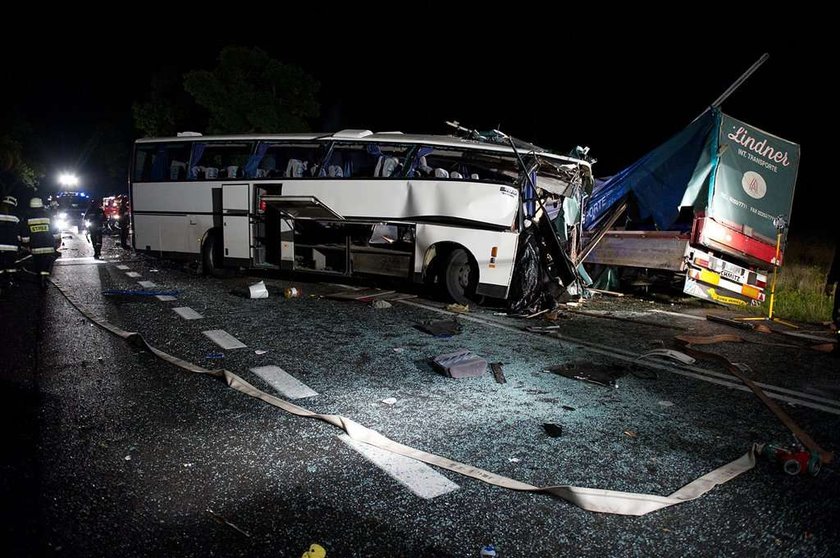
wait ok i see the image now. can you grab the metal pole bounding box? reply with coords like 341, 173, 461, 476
711, 53, 770, 109
767, 229, 783, 319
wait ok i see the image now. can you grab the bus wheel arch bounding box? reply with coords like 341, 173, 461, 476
424, 242, 479, 304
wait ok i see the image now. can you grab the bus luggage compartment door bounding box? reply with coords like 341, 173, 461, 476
222, 183, 252, 264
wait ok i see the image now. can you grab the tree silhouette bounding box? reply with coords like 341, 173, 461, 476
183, 46, 319, 134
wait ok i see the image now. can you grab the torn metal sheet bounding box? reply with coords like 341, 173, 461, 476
638, 349, 696, 365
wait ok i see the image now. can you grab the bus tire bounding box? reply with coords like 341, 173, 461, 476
443, 248, 477, 305
202, 231, 222, 276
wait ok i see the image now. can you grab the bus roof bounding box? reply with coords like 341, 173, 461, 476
135, 131, 592, 169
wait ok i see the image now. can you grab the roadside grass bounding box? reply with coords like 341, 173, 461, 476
748, 235, 835, 325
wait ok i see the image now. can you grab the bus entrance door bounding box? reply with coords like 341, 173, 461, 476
222, 183, 253, 265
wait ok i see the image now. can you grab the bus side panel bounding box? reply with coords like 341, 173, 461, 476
415, 224, 519, 298
132, 182, 215, 213
282, 179, 518, 229
134, 214, 193, 254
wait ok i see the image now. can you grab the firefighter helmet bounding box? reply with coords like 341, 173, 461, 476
29, 197, 44, 208
1, 195, 16, 207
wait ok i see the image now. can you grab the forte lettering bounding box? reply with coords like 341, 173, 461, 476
727, 127, 790, 167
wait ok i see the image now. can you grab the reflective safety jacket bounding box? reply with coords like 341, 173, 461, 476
21, 207, 59, 255
0, 211, 20, 253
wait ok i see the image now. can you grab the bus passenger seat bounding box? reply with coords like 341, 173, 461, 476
470, 173, 479, 180
434, 168, 450, 178
450, 171, 463, 179
374, 157, 400, 178
328, 165, 344, 177
417, 156, 433, 176
255, 169, 267, 178
205, 167, 219, 179
285, 159, 307, 177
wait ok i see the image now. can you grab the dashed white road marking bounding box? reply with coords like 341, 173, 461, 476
155, 295, 177, 301
338, 434, 459, 499
116, 265, 130, 270
202, 329, 247, 350
125, 271, 141, 278
250, 365, 318, 399
138, 280, 157, 288
173, 306, 203, 320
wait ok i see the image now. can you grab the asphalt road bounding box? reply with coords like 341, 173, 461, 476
2, 232, 839, 557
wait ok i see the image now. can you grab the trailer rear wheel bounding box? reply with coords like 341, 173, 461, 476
443, 248, 477, 305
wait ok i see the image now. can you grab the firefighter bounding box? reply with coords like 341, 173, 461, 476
1, 195, 21, 295
20, 197, 59, 287
84, 198, 106, 259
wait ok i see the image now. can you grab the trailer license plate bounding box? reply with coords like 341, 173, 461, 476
721, 268, 741, 282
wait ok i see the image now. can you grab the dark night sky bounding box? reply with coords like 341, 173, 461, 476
2, 14, 831, 235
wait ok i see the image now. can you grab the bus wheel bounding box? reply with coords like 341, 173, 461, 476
202, 231, 222, 276
443, 248, 477, 305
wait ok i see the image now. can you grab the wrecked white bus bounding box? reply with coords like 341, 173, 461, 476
129, 129, 594, 307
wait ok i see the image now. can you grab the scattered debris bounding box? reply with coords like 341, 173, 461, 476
588, 287, 624, 297
545, 309, 570, 320
283, 286, 301, 299
326, 288, 395, 301
255, 350, 268, 355
432, 349, 488, 379
546, 361, 624, 388
416, 318, 462, 337
205, 353, 225, 359
301, 544, 327, 558
372, 299, 392, 309
183, 463, 194, 467
381, 397, 397, 405
706, 314, 754, 330
249, 280, 269, 299
206, 508, 251, 538
638, 349, 696, 365
543, 423, 563, 438
562, 405, 576, 411
508, 457, 521, 463
480, 544, 497, 557
526, 308, 550, 319
490, 362, 507, 384
149, 269, 159, 272
124, 455, 132, 461
445, 303, 470, 313
658, 400, 675, 407
624, 430, 638, 438
392, 347, 405, 353
675, 333, 744, 345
